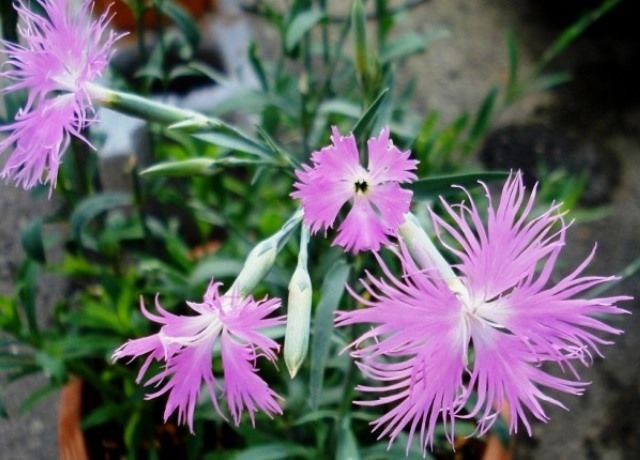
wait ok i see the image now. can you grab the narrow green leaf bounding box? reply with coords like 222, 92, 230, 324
17, 259, 38, 338
336, 417, 360, 460
588, 255, 640, 298
293, 409, 337, 426
309, 260, 351, 409
82, 404, 130, 430
505, 31, 520, 103
248, 42, 269, 91
158, 1, 200, 49
20, 218, 45, 263
141, 157, 269, 177
193, 131, 270, 159
408, 171, 510, 200
0, 396, 7, 419
19, 382, 60, 414
534, 0, 621, 76
351, 0, 368, 83
529, 71, 572, 92
70, 192, 131, 248
230, 443, 316, 460
360, 434, 433, 459
286, 8, 325, 52
465, 86, 498, 154
380, 29, 450, 63
351, 88, 389, 141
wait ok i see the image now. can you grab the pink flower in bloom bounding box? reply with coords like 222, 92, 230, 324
292, 126, 418, 253
336, 172, 629, 453
0, 0, 120, 189
112, 281, 284, 431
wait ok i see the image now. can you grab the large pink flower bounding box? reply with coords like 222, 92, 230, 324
292, 126, 418, 253
336, 172, 629, 453
0, 0, 120, 189
113, 281, 284, 431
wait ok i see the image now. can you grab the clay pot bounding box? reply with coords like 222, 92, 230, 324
58, 380, 89, 460
93, 0, 217, 32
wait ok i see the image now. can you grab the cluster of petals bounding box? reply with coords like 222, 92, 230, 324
292, 126, 418, 253
112, 281, 284, 431
336, 172, 629, 453
0, 0, 120, 189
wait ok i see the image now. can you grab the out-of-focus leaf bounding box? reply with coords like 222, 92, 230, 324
588, 255, 640, 298
248, 42, 269, 91
193, 131, 271, 160
505, 31, 519, 102
18, 382, 59, 414
319, 99, 361, 118
534, 0, 621, 75
465, 86, 498, 153
380, 29, 450, 63
351, 0, 367, 83
158, 1, 200, 49
529, 71, 572, 92
123, 410, 142, 453
286, 8, 324, 52
82, 404, 130, 430
34, 351, 65, 381
70, 192, 131, 249
309, 260, 350, 409
352, 88, 389, 141
189, 256, 244, 285
20, 218, 45, 263
408, 171, 509, 200
336, 417, 360, 460
17, 259, 38, 338
0, 396, 7, 419
141, 157, 270, 177
360, 433, 433, 459
293, 409, 337, 425
230, 443, 316, 460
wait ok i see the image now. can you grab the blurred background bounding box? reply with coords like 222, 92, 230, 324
1, 0, 639, 458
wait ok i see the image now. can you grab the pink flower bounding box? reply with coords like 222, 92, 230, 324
336, 172, 629, 453
292, 126, 418, 253
112, 281, 284, 431
0, 0, 120, 189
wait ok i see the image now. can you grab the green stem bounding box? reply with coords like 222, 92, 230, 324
86, 83, 203, 125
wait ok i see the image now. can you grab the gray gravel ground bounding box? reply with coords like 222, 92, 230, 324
1, 0, 639, 458
0, 186, 61, 459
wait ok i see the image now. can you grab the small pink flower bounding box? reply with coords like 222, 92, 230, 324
0, 0, 121, 189
292, 126, 418, 253
336, 172, 629, 453
113, 281, 284, 431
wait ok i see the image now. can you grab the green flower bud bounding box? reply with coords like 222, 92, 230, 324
398, 212, 465, 295
284, 226, 312, 378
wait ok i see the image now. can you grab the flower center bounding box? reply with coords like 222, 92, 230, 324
354, 179, 369, 194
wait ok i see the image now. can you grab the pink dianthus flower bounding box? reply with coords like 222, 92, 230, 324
292, 126, 418, 253
336, 172, 629, 453
113, 281, 284, 431
0, 0, 120, 189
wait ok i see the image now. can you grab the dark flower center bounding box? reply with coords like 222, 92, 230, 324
354, 179, 369, 194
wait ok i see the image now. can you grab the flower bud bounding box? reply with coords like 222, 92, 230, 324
398, 213, 465, 295
230, 238, 278, 297
284, 226, 312, 378
229, 209, 304, 297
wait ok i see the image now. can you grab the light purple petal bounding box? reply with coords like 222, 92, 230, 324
292, 126, 418, 253
1, 0, 122, 190
112, 280, 284, 431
